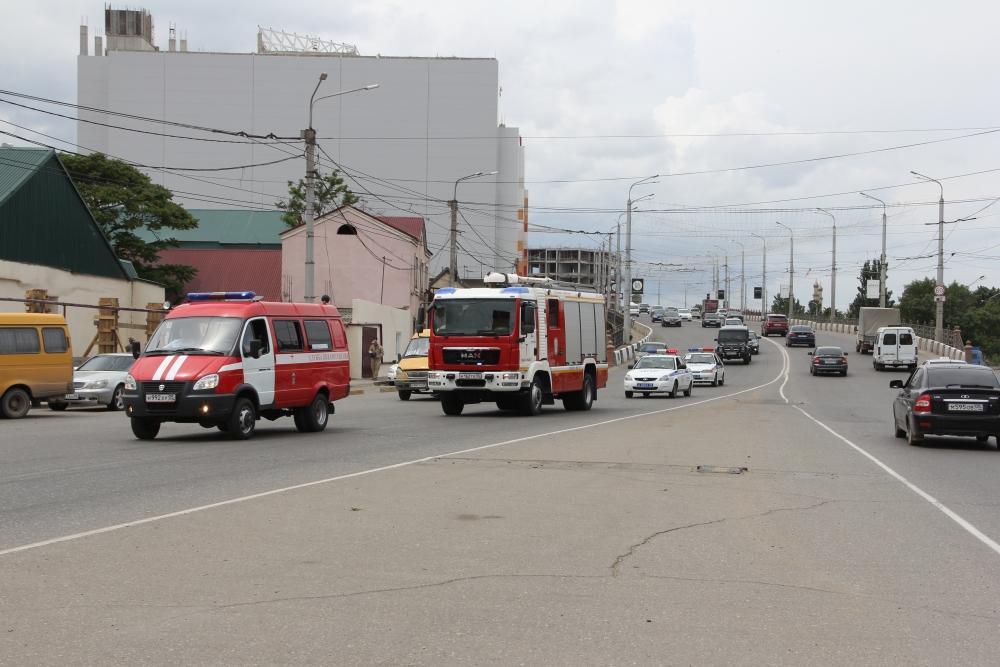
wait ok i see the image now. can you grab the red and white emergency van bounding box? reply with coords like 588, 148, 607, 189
123, 292, 350, 440
428, 273, 609, 416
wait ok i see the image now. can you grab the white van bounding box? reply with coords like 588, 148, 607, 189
873, 326, 918, 372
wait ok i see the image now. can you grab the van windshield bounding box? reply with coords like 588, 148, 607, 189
403, 337, 430, 358
433, 299, 516, 337
146, 317, 242, 355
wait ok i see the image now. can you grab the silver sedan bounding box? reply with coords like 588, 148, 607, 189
49, 353, 135, 411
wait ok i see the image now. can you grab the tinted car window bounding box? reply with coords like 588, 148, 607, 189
882, 333, 897, 345
790, 326, 812, 332
304, 320, 333, 350
899, 333, 914, 345
0, 327, 40, 354
815, 347, 843, 356
640, 344, 666, 353
926, 369, 1000, 388
273, 320, 304, 352
42, 327, 68, 353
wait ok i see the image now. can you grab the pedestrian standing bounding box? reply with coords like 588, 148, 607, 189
368, 338, 384, 379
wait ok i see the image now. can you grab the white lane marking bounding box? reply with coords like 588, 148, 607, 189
0, 350, 789, 557
164, 355, 188, 381
151, 355, 175, 381
765, 335, 1000, 558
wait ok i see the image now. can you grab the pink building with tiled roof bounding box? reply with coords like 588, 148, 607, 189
280, 205, 431, 318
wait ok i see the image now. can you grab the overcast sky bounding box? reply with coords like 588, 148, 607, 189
3, 0, 1000, 309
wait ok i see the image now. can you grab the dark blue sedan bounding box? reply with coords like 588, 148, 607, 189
786, 325, 816, 347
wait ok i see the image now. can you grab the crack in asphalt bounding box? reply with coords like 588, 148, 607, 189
610, 499, 835, 577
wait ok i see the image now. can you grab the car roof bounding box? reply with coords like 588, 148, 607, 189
720, 324, 748, 330
923, 357, 965, 364
637, 354, 680, 362
924, 362, 983, 370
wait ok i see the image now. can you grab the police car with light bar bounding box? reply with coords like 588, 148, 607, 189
683, 348, 726, 386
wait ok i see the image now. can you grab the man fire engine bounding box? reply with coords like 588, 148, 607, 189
427, 273, 609, 416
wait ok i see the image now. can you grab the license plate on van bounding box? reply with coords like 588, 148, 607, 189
458, 372, 481, 380
145, 393, 176, 403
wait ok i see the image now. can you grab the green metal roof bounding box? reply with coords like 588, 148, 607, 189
0, 148, 129, 280
136, 209, 286, 247
0, 147, 52, 208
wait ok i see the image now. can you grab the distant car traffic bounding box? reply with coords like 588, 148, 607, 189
49, 353, 134, 411
662, 308, 682, 327
651, 305, 664, 322
716, 325, 752, 364
701, 312, 722, 328
632, 341, 668, 366
786, 325, 816, 347
629, 304, 640, 316
808, 346, 848, 376
624, 354, 694, 398
761, 313, 789, 336
726, 311, 744, 322
873, 326, 918, 372
678, 309, 693, 321
748, 331, 761, 355
684, 350, 725, 386
690, 307, 702, 319
724, 317, 743, 327
891, 362, 1000, 446
639, 303, 651, 314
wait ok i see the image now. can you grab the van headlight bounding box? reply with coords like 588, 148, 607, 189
193, 374, 219, 391
124, 374, 137, 391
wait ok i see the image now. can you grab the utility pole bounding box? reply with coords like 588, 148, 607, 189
752, 232, 766, 317
911, 171, 945, 341
449, 171, 498, 286
861, 192, 888, 308
817, 209, 836, 322
777, 222, 793, 318
731, 240, 745, 312
623, 176, 658, 343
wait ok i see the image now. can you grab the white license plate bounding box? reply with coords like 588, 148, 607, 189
635, 383, 655, 389
948, 403, 984, 412
145, 393, 176, 403
458, 372, 481, 380
65, 394, 80, 400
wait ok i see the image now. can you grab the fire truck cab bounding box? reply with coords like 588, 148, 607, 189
123, 292, 350, 440
428, 273, 609, 416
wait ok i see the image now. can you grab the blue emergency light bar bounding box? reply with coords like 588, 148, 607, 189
187, 291, 257, 301
501, 286, 530, 294
687, 347, 701, 352
435, 287, 456, 295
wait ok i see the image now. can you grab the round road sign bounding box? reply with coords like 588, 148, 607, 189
934, 284, 946, 297
631, 279, 644, 292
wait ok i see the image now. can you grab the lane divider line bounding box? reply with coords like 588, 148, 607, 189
764, 336, 1000, 558
1, 348, 790, 558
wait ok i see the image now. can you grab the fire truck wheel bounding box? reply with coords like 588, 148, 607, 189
397, 390, 412, 401
130, 417, 160, 440
441, 393, 464, 415
227, 397, 257, 440
301, 394, 330, 432
496, 397, 519, 411
563, 374, 594, 411
519, 376, 544, 416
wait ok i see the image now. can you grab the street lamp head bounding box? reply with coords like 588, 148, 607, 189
363, 83, 378, 90
319, 72, 328, 81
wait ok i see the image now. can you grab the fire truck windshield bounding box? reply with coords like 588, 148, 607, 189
146, 316, 243, 355
433, 299, 516, 337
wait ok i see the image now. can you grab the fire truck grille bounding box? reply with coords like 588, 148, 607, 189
442, 348, 501, 365
456, 379, 486, 388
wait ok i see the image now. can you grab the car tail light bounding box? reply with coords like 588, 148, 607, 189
913, 392, 932, 414
812, 357, 822, 365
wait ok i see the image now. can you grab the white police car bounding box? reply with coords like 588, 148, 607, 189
683, 348, 726, 387
624, 354, 693, 398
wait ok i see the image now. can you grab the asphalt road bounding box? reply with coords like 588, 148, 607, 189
4, 315, 1000, 663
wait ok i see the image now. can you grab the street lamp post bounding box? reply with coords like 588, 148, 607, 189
623, 176, 659, 342
449, 170, 498, 285
776, 222, 794, 318
751, 232, 766, 317
816, 208, 836, 322
731, 240, 745, 312
714, 245, 730, 311
303, 75, 379, 302
860, 191, 888, 308
911, 171, 945, 342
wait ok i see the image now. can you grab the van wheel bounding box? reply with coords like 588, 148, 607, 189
563, 374, 594, 411
107, 385, 125, 411
130, 417, 160, 440
441, 393, 464, 416
1, 388, 31, 419
296, 394, 330, 433
398, 390, 412, 401
227, 397, 257, 440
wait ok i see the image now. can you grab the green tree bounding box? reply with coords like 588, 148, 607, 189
847, 259, 894, 318
60, 152, 197, 296
898, 278, 935, 324
276, 171, 358, 228
771, 294, 805, 315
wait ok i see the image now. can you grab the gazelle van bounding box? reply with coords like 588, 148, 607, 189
123, 292, 350, 440
873, 326, 918, 372
0, 313, 73, 419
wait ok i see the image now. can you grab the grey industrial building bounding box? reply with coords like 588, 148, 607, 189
526, 247, 612, 287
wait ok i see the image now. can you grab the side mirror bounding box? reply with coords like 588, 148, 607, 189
249, 340, 263, 359
130, 340, 141, 359
889, 380, 904, 389
807, 351, 814, 355
397, 353, 402, 363
843, 352, 849, 356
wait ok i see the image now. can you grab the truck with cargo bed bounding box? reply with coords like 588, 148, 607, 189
856, 307, 901, 354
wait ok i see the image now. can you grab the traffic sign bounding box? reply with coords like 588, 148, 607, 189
753, 286, 762, 299
934, 284, 946, 297
631, 279, 644, 295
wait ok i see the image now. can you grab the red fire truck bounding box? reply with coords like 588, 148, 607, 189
427, 273, 609, 416
123, 292, 350, 440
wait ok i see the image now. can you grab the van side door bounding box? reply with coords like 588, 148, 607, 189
240, 317, 275, 407
271, 318, 308, 407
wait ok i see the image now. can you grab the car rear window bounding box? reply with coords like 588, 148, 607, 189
791, 326, 812, 332
815, 347, 843, 356
768, 315, 787, 321
640, 344, 665, 353
899, 333, 914, 345
882, 333, 897, 345
927, 369, 1000, 388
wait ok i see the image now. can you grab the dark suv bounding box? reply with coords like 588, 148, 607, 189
762, 314, 789, 336
891, 363, 1000, 446
716, 326, 752, 364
